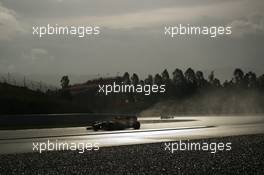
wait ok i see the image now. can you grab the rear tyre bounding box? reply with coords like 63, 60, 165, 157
133, 121, 140, 130
93, 125, 99, 131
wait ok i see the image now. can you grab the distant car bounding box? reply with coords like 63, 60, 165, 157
89, 116, 140, 131
160, 114, 174, 119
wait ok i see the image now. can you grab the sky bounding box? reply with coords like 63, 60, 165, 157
0, 0, 264, 86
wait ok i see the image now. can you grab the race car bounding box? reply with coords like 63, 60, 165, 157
89, 116, 140, 131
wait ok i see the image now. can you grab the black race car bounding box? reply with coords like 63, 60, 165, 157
89, 116, 140, 131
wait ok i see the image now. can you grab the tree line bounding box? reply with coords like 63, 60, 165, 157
119, 68, 264, 96
58, 68, 264, 113
60, 68, 264, 97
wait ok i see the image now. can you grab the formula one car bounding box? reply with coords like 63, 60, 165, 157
89, 116, 140, 131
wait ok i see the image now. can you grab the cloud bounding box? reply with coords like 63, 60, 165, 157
47, 0, 251, 30
21, 48, 53, 61
0, 0, 263, 81
230, 12, 264, 37
56, 6, 215, 29
0, 3, 23, 40
30, 48, 49, 60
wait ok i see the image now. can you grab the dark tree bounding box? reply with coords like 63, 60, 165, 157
208, 71, 215, 84
161, 69, 170, 84
131, 73, 139, 86
213, 78, 221, 88
233, 68, 245, 87
196, 71, 208, 88
184, 68, 197, 93
172, 68, 185, 86
139, 80, 144, 85
244, 71, 257, 88
185, 68, 196, 84
123, 72, 131, 84
258, 74, 264, 89
172, 68, 186, 96
154, 74, 163, 85
144, 75, 153, 85
60, 75, 70, 89
161, 69, 174, 96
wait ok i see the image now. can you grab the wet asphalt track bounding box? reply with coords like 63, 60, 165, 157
0, 116, 264, 154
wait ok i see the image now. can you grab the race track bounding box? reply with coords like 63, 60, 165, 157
0, 116, 264, 154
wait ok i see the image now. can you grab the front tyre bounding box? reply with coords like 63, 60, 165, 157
93, 125, 99, 131
133, 121, 140, 130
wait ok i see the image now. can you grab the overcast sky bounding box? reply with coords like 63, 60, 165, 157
0, 0, 264, 85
